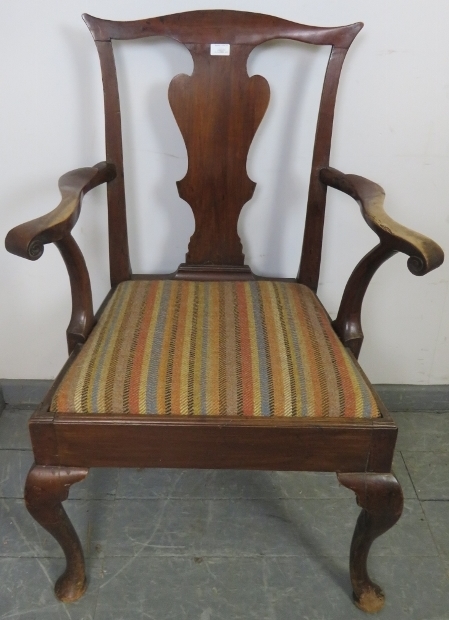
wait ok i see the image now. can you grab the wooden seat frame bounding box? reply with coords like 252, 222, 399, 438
5, 10, 444, 613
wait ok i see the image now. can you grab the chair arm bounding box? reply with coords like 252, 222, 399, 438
5, 161, 116, 260
5, 161, 116, 354
319, 166, 444, 357
320, 166, 443, 275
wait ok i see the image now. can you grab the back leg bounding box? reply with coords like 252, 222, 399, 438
25, 464, 89, 602
337, 472, 403, 613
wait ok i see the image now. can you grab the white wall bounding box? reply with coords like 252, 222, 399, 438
0, 0, 448, 384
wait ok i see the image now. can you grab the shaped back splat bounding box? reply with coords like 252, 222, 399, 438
169, 44, 269, 266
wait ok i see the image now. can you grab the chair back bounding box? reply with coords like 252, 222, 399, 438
84, 10, 362, 288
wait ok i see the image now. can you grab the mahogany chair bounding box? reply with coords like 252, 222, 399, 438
5, 10, 444, 613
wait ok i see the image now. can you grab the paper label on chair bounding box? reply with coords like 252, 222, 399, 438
210, 44, 230, 56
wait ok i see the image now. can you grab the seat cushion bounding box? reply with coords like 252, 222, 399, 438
51, 280, 381, 418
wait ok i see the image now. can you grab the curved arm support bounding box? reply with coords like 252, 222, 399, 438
5, 161, 116, 260
333, 244, 396, 358
55, 234, 94, 353
5, 162, 116, 353
320, 166, 444, 356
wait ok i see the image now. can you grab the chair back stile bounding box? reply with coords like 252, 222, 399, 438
83, 10, 362, 286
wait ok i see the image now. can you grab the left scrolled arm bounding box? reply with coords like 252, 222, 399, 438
5, 162, 116, 353
319, 166, 444, 357
5, 162, 115, 261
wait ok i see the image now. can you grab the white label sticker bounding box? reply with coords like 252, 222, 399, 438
210, 43, 230, 56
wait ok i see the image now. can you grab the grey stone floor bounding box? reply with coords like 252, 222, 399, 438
1, 407, 449, 619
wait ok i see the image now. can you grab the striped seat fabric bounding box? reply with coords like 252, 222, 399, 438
51, 280, 380, 418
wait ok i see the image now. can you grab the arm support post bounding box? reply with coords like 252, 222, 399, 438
320, 166, 444, 356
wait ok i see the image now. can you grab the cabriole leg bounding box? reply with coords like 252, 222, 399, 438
337, 472, 403, 613
25, 464, 89, 602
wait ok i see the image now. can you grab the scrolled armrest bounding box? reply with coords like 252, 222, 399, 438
319, 166, 444, 358
5, 161, 116, 354
320, 166, 444, 275
5, 161, 116, 260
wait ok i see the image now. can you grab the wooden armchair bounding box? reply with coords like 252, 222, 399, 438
5, 10, 444, 613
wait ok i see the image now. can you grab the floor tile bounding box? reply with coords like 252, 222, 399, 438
278, 498, 436, 559
443, 557, 449, 580
422, 501, 449, 557
266, 555, 449, 620
107, 498, 213, 557
106, 497, 436, 559
0, 498, 113, 559
0, 408, 32, 449
95, 556, 273, 620
0, 557, 103, 619
274, 470, 354, 499
94, 554, 449, 620
0, 450, 33, 498
392, 451, 417, 499
111, 462, 414, 501
116, 468, 284, 500
394, 412, 449, 452
116, 468, 359, 501
116, 467, 363, 501
401, 451, 449, 500
70, 468, 119, 501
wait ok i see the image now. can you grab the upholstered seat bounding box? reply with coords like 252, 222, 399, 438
51, 280, 380, 418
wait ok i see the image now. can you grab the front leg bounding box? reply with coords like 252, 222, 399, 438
25, 464, 89, 602
337, 472, 403, 613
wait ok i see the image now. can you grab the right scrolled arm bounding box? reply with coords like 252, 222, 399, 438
5, 161, 116, 260
320, 167, 444, 276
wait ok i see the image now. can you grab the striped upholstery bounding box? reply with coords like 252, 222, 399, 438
51, 280, 380, 418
